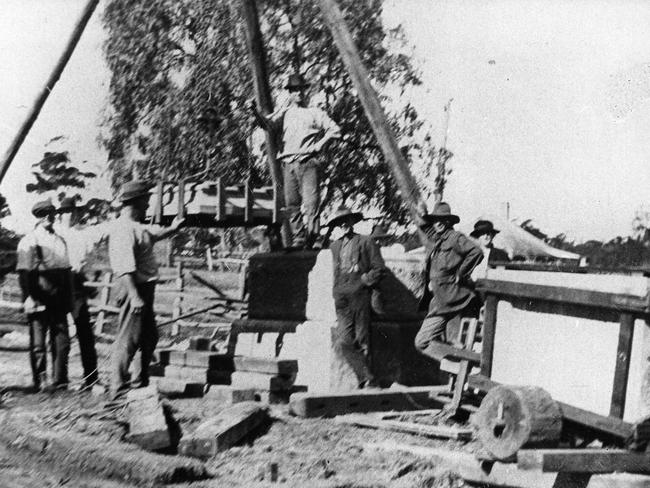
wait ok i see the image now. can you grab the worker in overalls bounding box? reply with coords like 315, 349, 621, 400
329, 207, 386, 388
414, 202, 483, 357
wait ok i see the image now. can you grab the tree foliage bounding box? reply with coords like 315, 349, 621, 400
102, 0, 430, 223
26, 147, 112, 223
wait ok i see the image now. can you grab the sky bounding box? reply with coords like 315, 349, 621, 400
1, 0, 650, 241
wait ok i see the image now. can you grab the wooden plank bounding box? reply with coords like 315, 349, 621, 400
216, 177, 225, 221
289, 386, 449, 418
163, 365, 231, 385
518, 449, 650, 474
335, 413, 472, 441
318, 0, 426, 244
448, 318, 478, 415
178, 402, 268, 459
423, 341, 481, 363
467, 375, 634, 442
230, 318, 299, 334
476, 280, 648, 314
230, 371, 295, 392
481, 294, 498, 377
233, 356, 297, 375
610, 313, 635, 418
244, 178, 253, 223
366, 442, 650, 488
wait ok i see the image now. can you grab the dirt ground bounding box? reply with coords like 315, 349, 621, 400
0, 334, 479, 488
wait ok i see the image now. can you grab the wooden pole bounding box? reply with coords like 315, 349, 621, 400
318, 0, 424, 228
239, 0, 291, 246
0, 0, 101, 184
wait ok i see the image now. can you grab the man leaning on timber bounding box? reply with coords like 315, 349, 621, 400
108, 180, 184, 399
17, 198, 73, 392
251, 73, 341, 248
328, 207, 386, 389
414, 202, 483, 358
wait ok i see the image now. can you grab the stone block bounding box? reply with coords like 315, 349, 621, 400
233, 356, 297, 375
185, 351, 234, 370
169, 350, 187, 366
204, 385, 256, 405
230, 371, 295, 392
125, 387, 170, 450
178, 402, 268, 458
154, 348, 174, 365
255, 385, 308, 405
189, 337, 211, 351
164, 365, 231, 385
155, 378, 205, 398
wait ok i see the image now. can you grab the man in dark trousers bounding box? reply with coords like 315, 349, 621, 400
108, 180, 184, 399
328, 207, 386, 389
251, 73, 341, 247
414, 202, 483, 357
17, 198, 73, 391
55, 197, 103, 389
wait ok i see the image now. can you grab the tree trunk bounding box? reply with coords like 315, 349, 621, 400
472, 385, 562, 461
0, 0, 100, 184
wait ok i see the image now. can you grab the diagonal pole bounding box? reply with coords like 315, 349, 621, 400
0, 0, 101, 184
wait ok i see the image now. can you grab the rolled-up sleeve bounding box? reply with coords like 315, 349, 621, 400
108, 225, 136, 277
16, 235, 36, 271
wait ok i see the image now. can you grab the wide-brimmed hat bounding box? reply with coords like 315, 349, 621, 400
371, 223, 391, 239
326, 207, 364, 228
119, 180, 153, 203
418, 201, 460, 228
32, 198, 55, 218
470, 220, 500, 238
285, 73, 310, 90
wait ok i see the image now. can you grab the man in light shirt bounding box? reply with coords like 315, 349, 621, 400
17, 198, 73, 391
55, 197, 105, 389
252, 73, 341, 247
108, 180, 184, 399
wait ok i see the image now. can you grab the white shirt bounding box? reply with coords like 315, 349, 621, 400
108, 215, 165, 283
16, 224, 70, 270
56, 223, 108, 272
271, 105, 340, 159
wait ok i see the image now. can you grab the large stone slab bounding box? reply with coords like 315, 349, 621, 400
233, 356, 297, 375
124, 387, 170, 450
230, 371, 295, 392
204, 385, 256, 405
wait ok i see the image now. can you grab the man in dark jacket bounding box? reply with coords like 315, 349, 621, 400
470, 220, 509, 265
329, 207, 386, 388
414, 202, 483, 357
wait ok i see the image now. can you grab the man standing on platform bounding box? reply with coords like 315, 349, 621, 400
414, 202, 483, 357
252, 73, 341, 248
328, 207, 386, 389
108, 180, 184, 399
17, 198, 72, 392
55, 197, 103, 390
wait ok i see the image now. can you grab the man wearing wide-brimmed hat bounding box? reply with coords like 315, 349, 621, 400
414, 202, 483, 356
328, 207, 386, 389
251, 73, 341, 247
108, 180, 185, 399
17, 198, 73, 391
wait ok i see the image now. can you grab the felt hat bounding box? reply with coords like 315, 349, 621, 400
371, 223, 391, 239
285, 73, 310, 90
470, 220, 500, 238
418, 202, 460, 228
119, 180, 153, 203
326, 206, 364, 228
32, 198, 55, 218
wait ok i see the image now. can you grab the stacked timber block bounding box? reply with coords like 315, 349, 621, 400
229, 356, 306, 404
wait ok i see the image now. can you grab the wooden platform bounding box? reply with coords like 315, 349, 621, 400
148, 179, 276, 228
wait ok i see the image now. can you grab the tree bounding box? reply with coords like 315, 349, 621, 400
102, 0, 434, 224
26, 142, 112, 223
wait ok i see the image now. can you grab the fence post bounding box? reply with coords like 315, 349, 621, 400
171, 261, 184, 336
206, 245, 214, 271
93, 271, 112, 335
